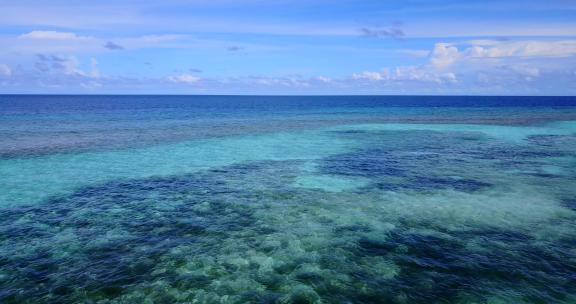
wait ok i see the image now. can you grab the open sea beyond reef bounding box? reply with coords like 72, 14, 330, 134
1, 95, 576, 304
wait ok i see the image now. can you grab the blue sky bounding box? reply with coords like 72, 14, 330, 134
0, 0, 575, 95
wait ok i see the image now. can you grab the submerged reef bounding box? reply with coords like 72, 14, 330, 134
1, 126, 576, 303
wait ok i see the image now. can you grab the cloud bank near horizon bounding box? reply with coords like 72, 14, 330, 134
0, 0, 575, 95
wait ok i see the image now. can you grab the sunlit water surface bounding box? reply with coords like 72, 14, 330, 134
1, 95, 576, 303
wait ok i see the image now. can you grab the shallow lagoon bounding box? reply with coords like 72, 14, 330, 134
1, 96, 576, 303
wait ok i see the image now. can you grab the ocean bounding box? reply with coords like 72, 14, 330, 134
1, 95, 576, 303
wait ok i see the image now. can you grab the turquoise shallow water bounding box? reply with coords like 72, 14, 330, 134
1, 95, 576, 303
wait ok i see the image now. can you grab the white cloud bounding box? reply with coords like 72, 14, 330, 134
33, 54, 101, 79
2, 33, 575, 95
430, 43, 461, 69
225, 75, 321, 89
352, 66, 456, 84
343, 38, 576, 94
427, 40, 576, 69
394, 66, 457, 84
464, 40, 576, 58
423, 39, 576, 85
89, 58, 100, 78
37, 55, 81, 75
352, 70, 389, 81
1, 31, 191, 55
314, 76, 332, 83
19, 31, 91, 41
168, 74, 201, 84
465, 40, 502, 46
0, 64, 12, 77
6, 31, 100, 54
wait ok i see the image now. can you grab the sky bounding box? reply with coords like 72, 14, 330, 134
0, 0, 575, 95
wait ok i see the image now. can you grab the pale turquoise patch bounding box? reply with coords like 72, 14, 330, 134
0, 130, 355, 207
294, 175, 370, 192
541, 165, 565, 176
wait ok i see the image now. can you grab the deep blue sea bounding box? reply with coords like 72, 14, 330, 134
1, 95, 576, 303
